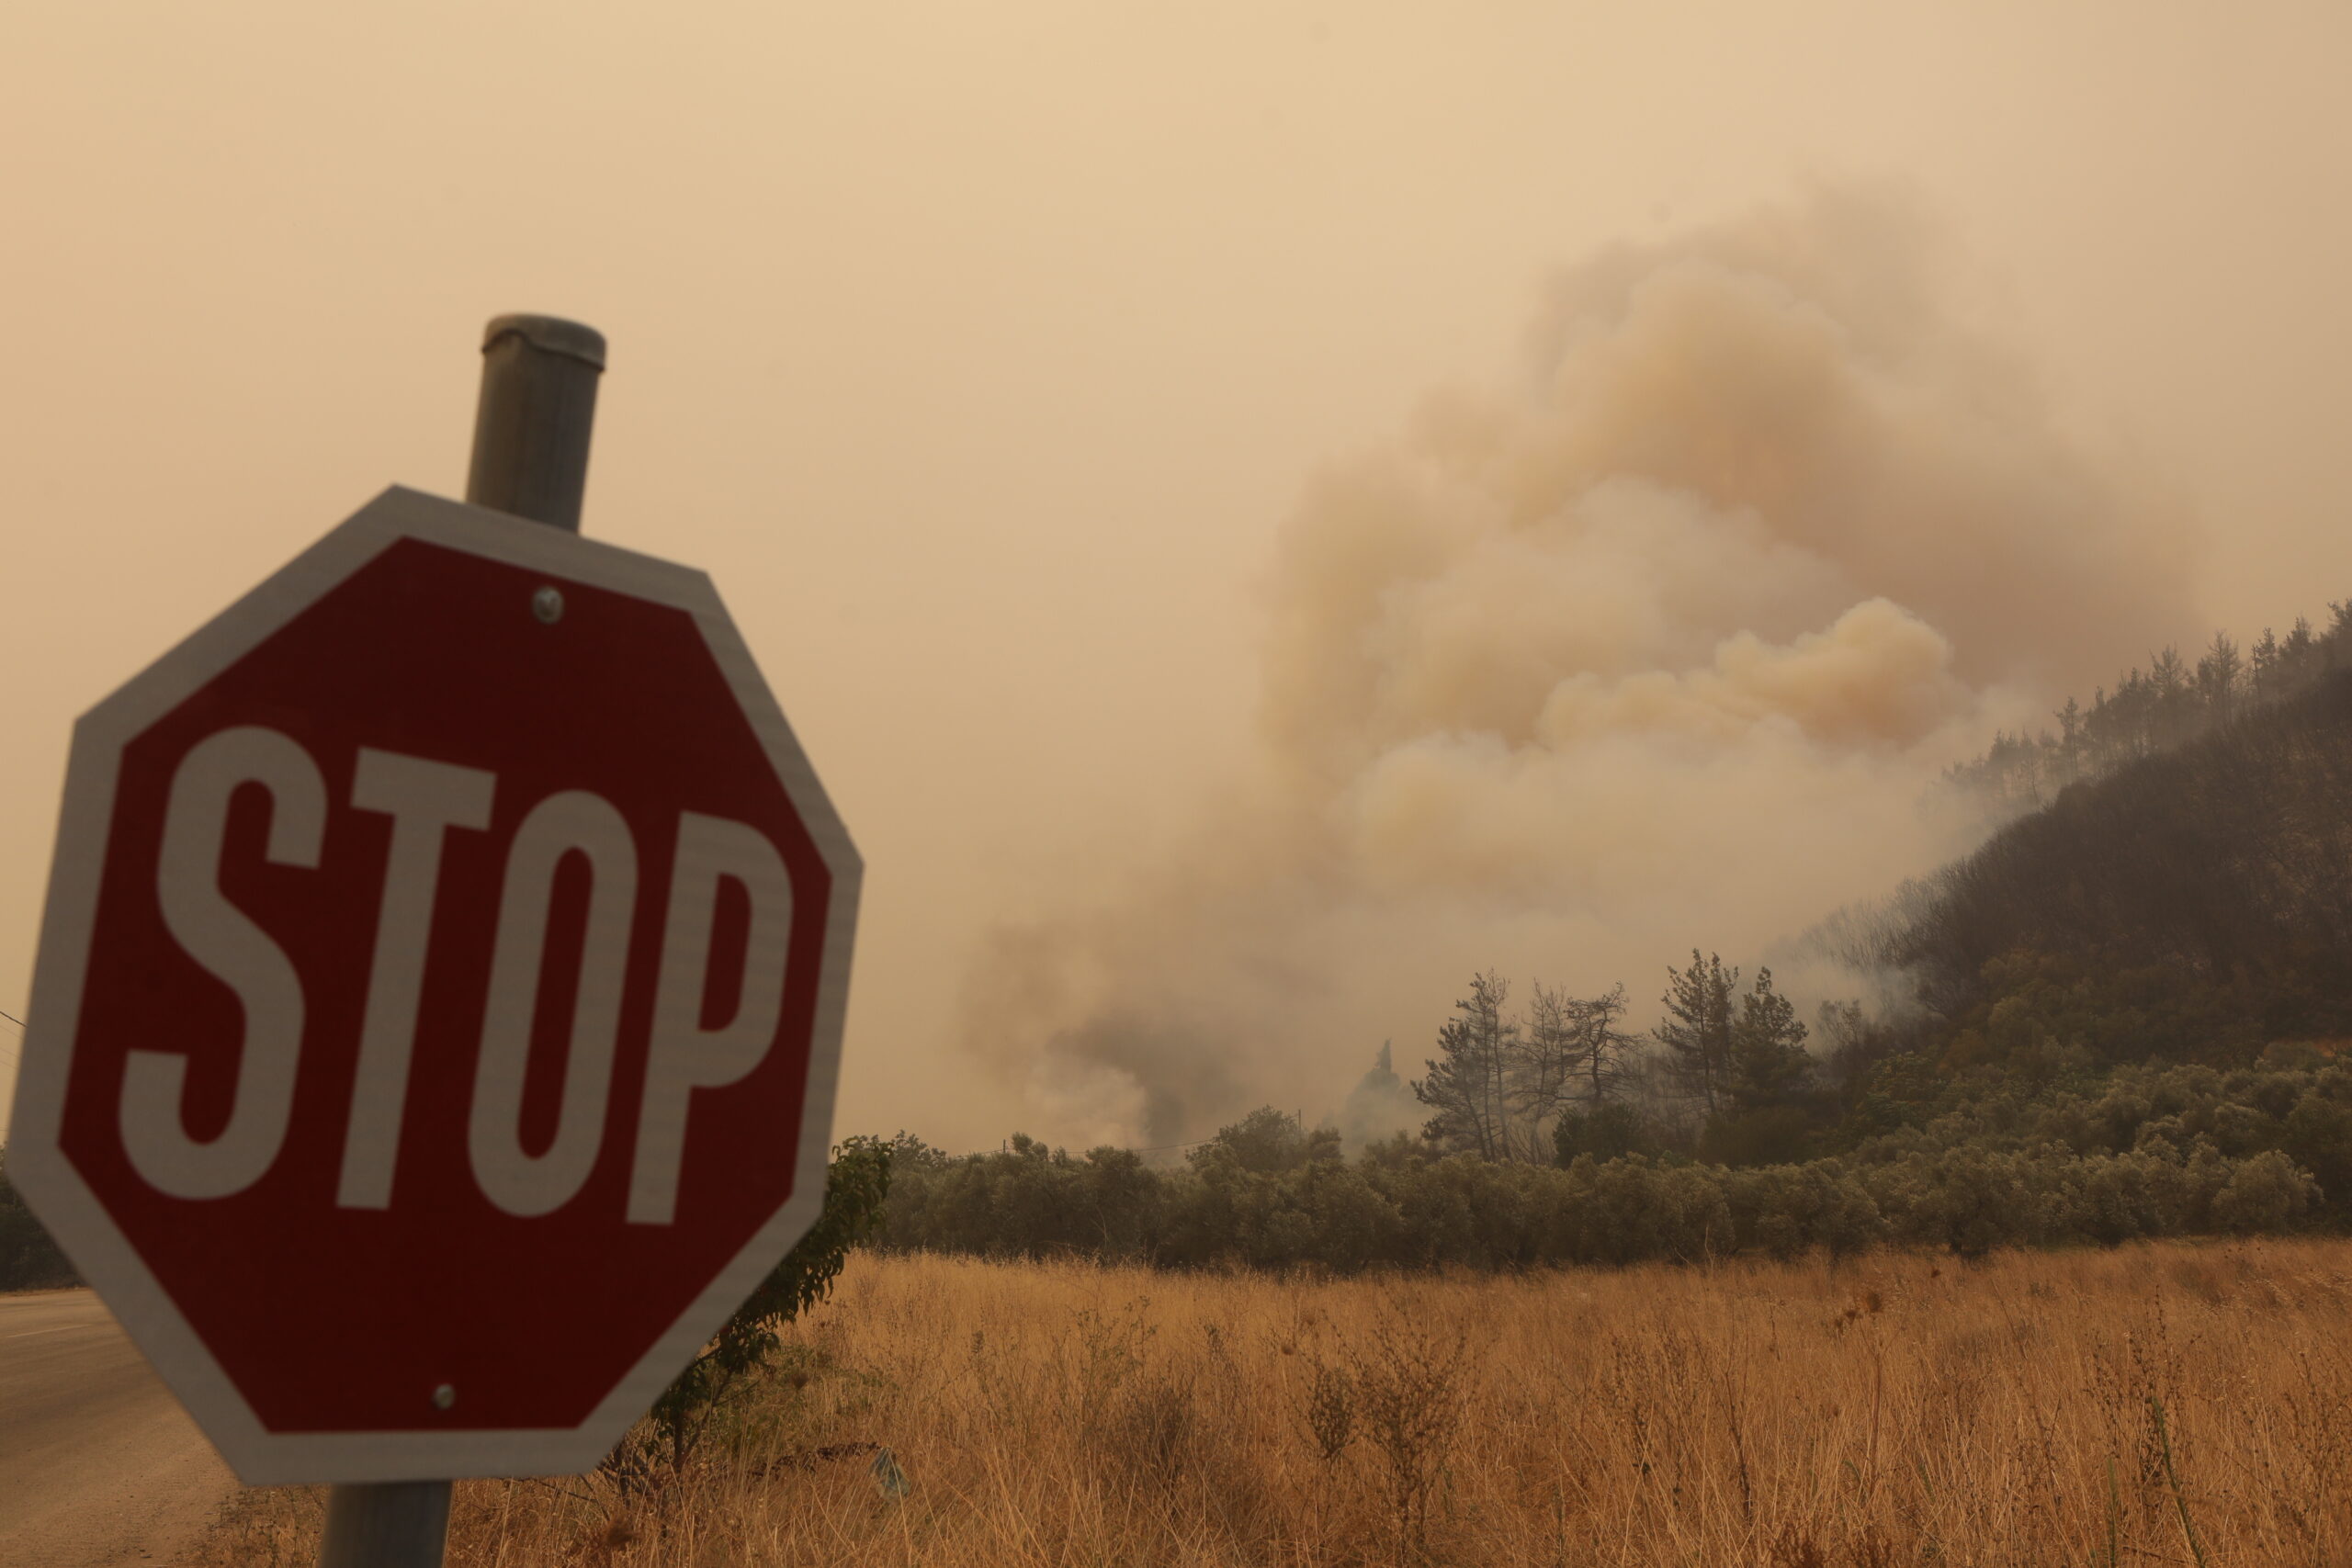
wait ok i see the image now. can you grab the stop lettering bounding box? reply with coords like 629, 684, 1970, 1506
7, 488, 859, 1484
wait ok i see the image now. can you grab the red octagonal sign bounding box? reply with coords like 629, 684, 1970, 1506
7, 488, 858, 1483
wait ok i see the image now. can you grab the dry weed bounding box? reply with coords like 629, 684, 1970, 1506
177, 1238, 2352, 1566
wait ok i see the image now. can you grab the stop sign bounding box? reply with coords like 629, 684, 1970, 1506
6, 486, 859, 1484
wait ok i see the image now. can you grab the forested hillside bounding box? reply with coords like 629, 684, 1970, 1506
886, 608, 2352, 1269
1874, 671, 2352, 1035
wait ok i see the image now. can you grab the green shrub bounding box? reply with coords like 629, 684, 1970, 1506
636, 1135, 892, 1472
877, 1079, 2339, 1272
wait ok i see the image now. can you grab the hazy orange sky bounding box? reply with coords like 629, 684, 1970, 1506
5, 3, 2350, 1150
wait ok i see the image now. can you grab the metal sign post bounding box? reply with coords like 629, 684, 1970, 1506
314, 313, 605, 1568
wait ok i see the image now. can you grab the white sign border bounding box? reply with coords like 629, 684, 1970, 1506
6, 486, 861, 1484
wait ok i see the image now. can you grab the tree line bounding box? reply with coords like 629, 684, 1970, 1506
875, 1055, 2341, 1269
1943, 603, 2352, 818
1407, 954, 1829, 1173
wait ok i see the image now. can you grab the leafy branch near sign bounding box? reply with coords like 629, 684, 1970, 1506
607, 1136, 894, 1483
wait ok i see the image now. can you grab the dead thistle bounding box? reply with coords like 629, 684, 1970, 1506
1343, 1300, 1470, 1565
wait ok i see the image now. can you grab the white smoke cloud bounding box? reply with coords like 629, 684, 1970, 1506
963, 185, 2201, 1147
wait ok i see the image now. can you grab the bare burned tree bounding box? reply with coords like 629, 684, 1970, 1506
1512, 983, 1584, 1155
1419, 974, 1649, 1162
1570, 982, 1638, 1106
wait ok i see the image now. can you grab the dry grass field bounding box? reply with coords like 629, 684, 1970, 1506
188, 1240, 2352, 1567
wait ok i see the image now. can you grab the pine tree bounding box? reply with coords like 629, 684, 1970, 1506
2148, 646, 2193, 748
1414, 973, 1518, 1160
1657, 951, 1737, 1113
2251, 627, 2281, 702
2284, 615, 2317, 678
1726, 966, 1811, 1111
2195, 631, 2242, 726
1572, 982, 1637, 1106
1340, 1040, 1420, 1148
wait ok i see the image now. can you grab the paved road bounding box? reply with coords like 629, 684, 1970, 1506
0, 1290, 235, 1566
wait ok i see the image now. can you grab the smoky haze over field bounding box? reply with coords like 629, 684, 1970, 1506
967, 188, 2205, 1148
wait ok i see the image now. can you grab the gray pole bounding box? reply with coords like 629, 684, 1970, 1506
314, 312, 606, 1568
464, 313, 606, 532
318, 1483, 453, 1568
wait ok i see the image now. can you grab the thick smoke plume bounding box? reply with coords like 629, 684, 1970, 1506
965, 186, 2200, 1148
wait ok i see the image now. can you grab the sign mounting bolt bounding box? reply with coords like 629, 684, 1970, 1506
532, 586, 564, 625
433, 1383, 457, 1411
